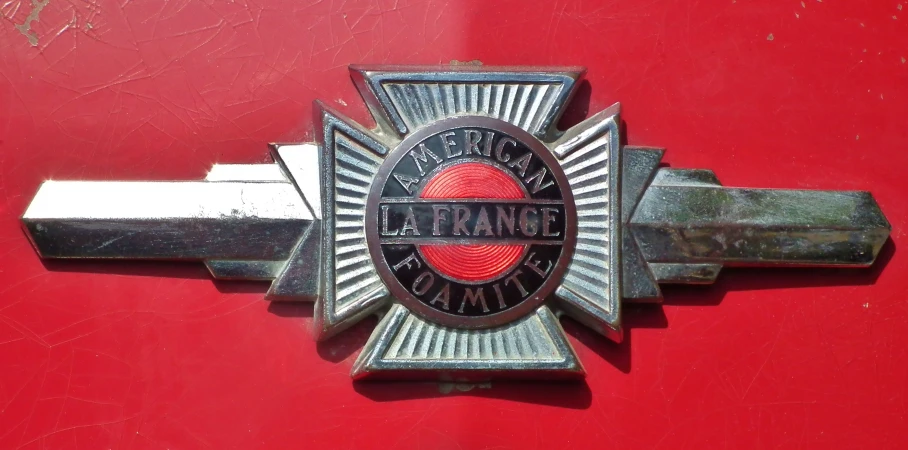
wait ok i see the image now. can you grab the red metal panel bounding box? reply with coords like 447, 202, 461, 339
1, 0, 905, 448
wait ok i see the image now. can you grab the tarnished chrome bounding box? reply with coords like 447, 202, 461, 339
619, 146, 664, 301
630, 170, 889, 267
21, 65, 891, 381
206, 260, 286, 280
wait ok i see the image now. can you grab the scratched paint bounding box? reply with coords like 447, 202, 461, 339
12, 0, 49, 46
0, 0, 906, 448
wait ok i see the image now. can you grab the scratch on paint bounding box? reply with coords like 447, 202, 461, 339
14, 0, 50, 46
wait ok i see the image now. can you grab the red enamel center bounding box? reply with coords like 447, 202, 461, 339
419, 163, 526, 282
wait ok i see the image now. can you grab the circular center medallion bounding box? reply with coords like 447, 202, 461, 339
365, 117, 577, 328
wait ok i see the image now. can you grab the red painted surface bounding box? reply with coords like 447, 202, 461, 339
1, 0, 906, 448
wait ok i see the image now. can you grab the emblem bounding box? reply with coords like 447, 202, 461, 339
21, 65, 891, 380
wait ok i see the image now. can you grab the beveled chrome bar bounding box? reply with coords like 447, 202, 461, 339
22, 180, 312, 260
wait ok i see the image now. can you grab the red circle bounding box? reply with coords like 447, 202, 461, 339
419, 163, 525, 282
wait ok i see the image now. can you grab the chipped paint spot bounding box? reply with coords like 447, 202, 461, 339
767, 33, 774, 41
336, 98, 348, 107
856, 135, 860, 140
902, 56, 906, 64
450, 59, 484, 66
795, 13, 800, 18
899, 4, 904, 11
13, 0, 50, 46
438, 380, 492, 394
863, 302, 870, 309
801, 1, 806, 7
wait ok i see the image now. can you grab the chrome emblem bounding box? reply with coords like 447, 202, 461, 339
22, 65, 891, 380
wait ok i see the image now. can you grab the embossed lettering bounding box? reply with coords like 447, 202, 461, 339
430, 283, 451, 310
482, 131, 495, 156
393, 173, 420, 195
452, 205, 471, 236
524, 253, 552, 278
400, 207, 420, 236
464, 129, 482, 155
412, 271, 435, 295
519, 206, 538, 237
459, 287, 490, 313
541, 207, 559, 237
432, 205, 450, 236
393, 253, 421, 272
441, 131, 460, 158
494, 137, 516, 162
381, 205, 397, 236
524, 167, 555, 194
408, 143, 442, 176
493, 283, 506, 308
496, 206, 516, 236
507, 152, 532, 177
504, 270, 529, 297
473, 207, 494, 236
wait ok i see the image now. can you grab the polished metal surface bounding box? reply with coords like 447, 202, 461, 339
349, 65, 582, 139
23, 181, 311, 260
266, 143, 324, 301
551, 104, 622, 341
352, 304, 583, 380
312, 103, 391, 340
20, 65, 892, 381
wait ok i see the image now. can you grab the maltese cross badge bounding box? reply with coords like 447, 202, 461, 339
22, 66, 891, 380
